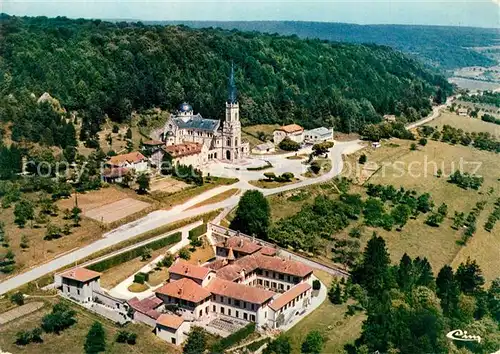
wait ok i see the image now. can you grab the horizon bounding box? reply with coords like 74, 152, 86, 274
2, 0, 499, 29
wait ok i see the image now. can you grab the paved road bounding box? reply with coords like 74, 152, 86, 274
405, 96, 455, 130
0, 141, 362, 295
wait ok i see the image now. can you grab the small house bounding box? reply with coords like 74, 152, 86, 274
108, 151, 149, 173
156, 314, 191, 345
383, 115, 397, 122
273, 124, 304, 145
59, 268, 101, 303
457, 108, 468, 116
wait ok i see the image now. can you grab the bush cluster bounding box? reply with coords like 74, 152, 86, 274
88, 232, 181, 272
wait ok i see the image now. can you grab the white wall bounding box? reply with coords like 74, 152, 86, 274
61, 278, 100, 303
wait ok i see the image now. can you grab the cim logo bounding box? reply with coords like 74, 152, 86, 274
446, 329, 481, 343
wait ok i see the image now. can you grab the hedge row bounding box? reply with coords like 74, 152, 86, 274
210, 323, 256, 353
188, 223, 207, 240
134, 272, 149, 284
88, 232, 182, 272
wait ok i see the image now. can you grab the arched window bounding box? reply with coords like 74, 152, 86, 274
227, 138, 231, 147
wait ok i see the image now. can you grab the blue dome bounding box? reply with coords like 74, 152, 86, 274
179, 103, 193, 112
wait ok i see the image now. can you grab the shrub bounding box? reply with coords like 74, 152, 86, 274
189, 224, 207, 240
312, 279, 321, 290
10, 292, 24, 306
210, 323, 255, 352
309, 161, 321, 174
116, 330, 137, 345
281, 172, 294, 182
358, 154, 367, 164
88, 232, 181, 272
419, 137, 428, 146
134, 272, 148, 284
279, 137, 300, 151
179, 247, 191, 260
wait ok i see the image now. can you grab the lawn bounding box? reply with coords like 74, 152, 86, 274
242, 124, 280, 138
286, 270, 365, 354
428, 110, 500, 134
0, 298, 179, 354
187, 188, 240, 210
151, 177, 238, 209
249, 178, 299, 189
346, 137, 499, 282
303, 158, 332, 178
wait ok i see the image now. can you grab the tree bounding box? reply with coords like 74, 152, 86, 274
136, 173, 150, 194
331, 238, 360, 270
179, 247, 191, 260
41, 302, 77, 334
391, 204, 411, 229
487, 278, 500, 323
263, 335, 291, 354
230, 190, 270, 239
71, 206, 82, 226
312, 141, 333, 156
125, 128, 132, 139
358, 154, 367, 164
419, 137, 428, 146
160, 152, 173, 175
84, 321, 106, 354
455, 257, 485, 295
278, 137, 300, 151
112, 124, 119, 134
15, 330, 32, 345
301, 330, 324, 354
352, 233, 393, 297
263, 172, 276, 181
10, 292, 24, 306
410, 143, 417, 151
436, 265, 460, 316
14, 199, 35, 227
115, 330, 137, 344
328, 282, 343, 304
183, 327, 206, 354
309, 161, 321, 174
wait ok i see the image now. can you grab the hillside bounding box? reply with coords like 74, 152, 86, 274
159, 21, 499, 70
0, 14, 451, 146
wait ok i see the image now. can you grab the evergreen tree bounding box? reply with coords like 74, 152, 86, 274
352, 233, 393, 297
230, 190, 270, 239
436, 265, 460, 317
413, 256, 434, 288
328, 282, 343, 304
397, 253, 414, 291
455, 257, 485, 295
183, 327, 206, 354
84, 321, 106, 354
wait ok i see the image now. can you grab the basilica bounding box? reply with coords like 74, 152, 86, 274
160, 65, 249, 163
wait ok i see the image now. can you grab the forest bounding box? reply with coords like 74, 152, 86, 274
0, 14, 452, 147
161, 21, 499, 69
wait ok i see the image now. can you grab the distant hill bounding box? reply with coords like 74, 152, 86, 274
151, 21, 499, 70
0, 15, 451, 146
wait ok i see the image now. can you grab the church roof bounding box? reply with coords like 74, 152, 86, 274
173, 116, 219, 131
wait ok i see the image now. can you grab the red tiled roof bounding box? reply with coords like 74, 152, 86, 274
216, 254, 313, 281
216, 236, 262, 255
128, 296, 163, 316
269, 282, 311, 311
259, 246, 277, 256
156, 314, 185, 329
109, 151, 146, 166
164, 142, 203, 158
205, 259, 228, 271
276, 124, 303, 133
156, 278, 211, 303
254, 254, 313, 278
206, 278, 275, 304
60, 268, 101, 282
169, 259, 212, 280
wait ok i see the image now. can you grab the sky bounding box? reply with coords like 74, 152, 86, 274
2, 0, 499, 28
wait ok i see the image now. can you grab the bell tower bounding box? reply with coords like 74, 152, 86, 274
223, 62, 241, 161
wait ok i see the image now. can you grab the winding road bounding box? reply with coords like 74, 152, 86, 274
0, 140, 362, 296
